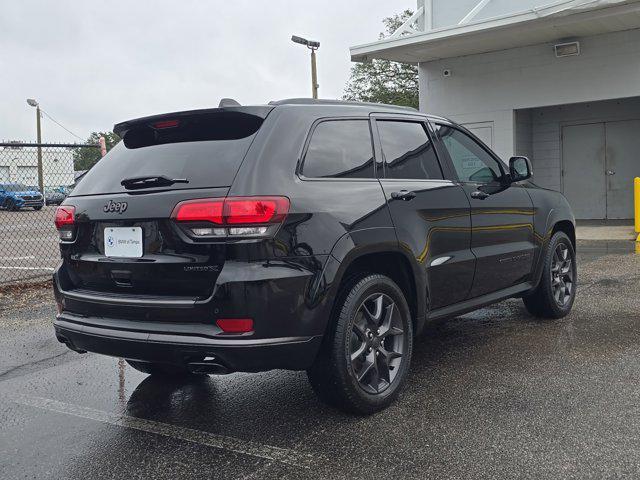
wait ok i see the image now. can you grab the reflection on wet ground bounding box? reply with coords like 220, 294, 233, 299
577, 239, 637, 263
1, 239, 639, 479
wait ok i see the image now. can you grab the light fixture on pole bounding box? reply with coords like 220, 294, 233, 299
291, 35, 320, 99
26, 98, 44, 193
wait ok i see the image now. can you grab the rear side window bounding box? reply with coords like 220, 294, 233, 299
70, 112, 263, 196
377, 121, 443, 180
302, 120, 375, 179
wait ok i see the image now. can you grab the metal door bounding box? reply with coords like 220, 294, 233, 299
562, 121, 640, 219
605, 120, 640, 219
562, 123, 606, 219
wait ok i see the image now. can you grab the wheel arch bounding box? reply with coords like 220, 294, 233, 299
326, 231, 427, 335
531, 206, 577, 289
551, 220, 576, 251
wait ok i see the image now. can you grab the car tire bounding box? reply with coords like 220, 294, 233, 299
307, 274, 413, 415
126, 360, 204, 377
523, 231, 577, 319
33, 206, 43, 211
4, 199, 17, 211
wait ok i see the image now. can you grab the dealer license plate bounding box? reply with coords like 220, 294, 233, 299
104, 227, 143, 258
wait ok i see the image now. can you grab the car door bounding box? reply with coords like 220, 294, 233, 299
372, 114, 474, 310
432, 122, 535, 298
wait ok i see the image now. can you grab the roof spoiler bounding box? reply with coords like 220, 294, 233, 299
113, 105, 273, 139
219, 98, 241, 108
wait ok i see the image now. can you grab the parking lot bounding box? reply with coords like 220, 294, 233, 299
0, 206, 60, 284
0, 241, 638, 479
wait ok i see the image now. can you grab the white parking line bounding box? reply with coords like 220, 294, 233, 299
0, 266, 55, 271
12, 394, 316, 469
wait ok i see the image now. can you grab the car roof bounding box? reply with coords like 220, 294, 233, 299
114, 99, 453, 135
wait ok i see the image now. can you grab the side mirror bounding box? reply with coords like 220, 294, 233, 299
509, 156, 532, 183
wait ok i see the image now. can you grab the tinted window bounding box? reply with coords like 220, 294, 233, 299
303, 120, 374, 179
436, 125, 503, 183
71, 113, 262, 196
377, 121, 443, 180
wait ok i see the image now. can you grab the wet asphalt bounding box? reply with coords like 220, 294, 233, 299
1, 240, 639, 480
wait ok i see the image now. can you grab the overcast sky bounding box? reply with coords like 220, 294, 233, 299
1, 0, 414, 143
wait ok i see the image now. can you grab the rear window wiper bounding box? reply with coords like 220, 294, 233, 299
121, 175, 189, 190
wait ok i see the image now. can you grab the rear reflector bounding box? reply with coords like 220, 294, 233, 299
54, 206, 75, 229
216, 318, 254, 333
172, 196, 289, 238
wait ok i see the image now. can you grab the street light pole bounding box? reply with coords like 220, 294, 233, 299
26, 99, 44, 193
291, 35, 320, 99
310, 48, 318, 99
35, 104, 43, 193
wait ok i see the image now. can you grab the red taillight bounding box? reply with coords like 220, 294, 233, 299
54, 206, 75, 229
224, 197, 289, 224
216, 318, 254, 333
171, 197, 289, 238
174, 199, 224, 224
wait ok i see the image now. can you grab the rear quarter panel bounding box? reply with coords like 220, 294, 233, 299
230, 106, 398, 333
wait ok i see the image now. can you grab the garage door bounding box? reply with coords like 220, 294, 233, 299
16, 166, 38, 186
562, 119, 640, 219
0, 166, 9, 182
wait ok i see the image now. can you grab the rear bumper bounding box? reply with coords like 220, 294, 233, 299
52, 253, 336, 373
54, 314, 322, 373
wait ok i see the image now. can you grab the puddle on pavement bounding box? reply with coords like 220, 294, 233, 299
577, 239, 637, 263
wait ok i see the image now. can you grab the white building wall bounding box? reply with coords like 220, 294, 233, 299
419, 28, 640, 162
0, 147, 75, 187
514, 109, 533, 160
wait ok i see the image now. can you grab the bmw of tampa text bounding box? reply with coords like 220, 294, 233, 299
53, 99, 577, 414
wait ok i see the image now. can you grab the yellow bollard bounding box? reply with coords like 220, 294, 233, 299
636, 177, 640, 243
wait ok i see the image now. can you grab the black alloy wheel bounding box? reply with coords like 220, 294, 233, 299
550, 243, 574, 307
307, 274, 413, 414
349, 293, 405, 394
523, 231, 577, 319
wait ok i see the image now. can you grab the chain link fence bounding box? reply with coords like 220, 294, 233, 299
0, 141, 100, 284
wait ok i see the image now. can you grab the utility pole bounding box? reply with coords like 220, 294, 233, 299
291, 36, 320, 99
27, 99, 43, 193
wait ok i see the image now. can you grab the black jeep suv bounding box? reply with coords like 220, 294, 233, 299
53, 99, 576, 414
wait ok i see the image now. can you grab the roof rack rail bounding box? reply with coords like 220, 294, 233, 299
268, 98, 417, 111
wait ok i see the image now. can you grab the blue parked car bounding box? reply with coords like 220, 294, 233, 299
0, 183, 45, 211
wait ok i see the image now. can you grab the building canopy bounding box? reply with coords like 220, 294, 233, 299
350, 0, 640, 63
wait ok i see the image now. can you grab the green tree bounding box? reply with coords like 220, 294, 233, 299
73, 131, 121, 171
344, 10, 419, 108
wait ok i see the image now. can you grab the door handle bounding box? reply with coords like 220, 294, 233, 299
470, 190, 490, 200
391, 190, 417, 201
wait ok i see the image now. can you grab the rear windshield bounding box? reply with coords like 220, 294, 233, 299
70, 112, 262, 196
